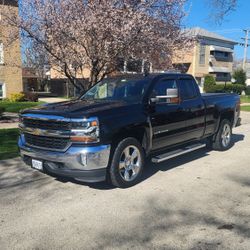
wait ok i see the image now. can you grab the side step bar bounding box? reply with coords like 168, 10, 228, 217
152, 143, 206, 163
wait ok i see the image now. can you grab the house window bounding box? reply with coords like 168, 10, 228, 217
199, 44, 206, 65
215, 73, 230, 81
0, 83, 4, 98
0, 42, 4, 64
211, 51, 230, 60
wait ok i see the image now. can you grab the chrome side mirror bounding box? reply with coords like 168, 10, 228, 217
152, 88, 179, 104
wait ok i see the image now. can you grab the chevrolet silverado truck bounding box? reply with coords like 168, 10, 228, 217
18, 73, 241, 188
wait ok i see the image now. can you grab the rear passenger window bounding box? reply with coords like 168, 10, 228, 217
179, 79, 198, 100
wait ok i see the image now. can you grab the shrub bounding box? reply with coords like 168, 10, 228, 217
205, 83, 245, 95
0, 107, 5, 118
9, 93, 25, 102
230, 84, 246, 94
245, 86, 250, 95
232, 68, 246, 85
204, 75, 216, 92
22, 92, 39, 102
205, 84, 224, 93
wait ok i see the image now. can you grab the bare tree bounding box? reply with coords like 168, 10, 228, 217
23, 40, 49, 91
2, 0, 194, 91
206, 0, 237, 23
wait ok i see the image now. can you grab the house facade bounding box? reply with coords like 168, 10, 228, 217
0, 0, 23, 99
173, 27, 237, 85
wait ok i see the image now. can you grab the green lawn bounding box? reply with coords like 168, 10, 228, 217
0, 129, 19, 160
241, 105, 250, 112
240, 95, 250, 103
0, 101, 44, 113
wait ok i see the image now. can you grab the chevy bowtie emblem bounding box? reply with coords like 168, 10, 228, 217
33, 128, 42, 136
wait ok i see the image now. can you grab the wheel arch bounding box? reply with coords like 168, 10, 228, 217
213, 110, 234, 140
110, 125, 151, 156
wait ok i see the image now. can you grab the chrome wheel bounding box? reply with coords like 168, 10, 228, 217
119, 145, 142, 182
221, 123, 231, 147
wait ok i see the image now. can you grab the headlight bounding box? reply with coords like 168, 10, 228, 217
70, 117, 99, 143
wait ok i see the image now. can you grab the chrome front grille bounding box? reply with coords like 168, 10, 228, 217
24, 133, 69, 150
20, 114, 73, 151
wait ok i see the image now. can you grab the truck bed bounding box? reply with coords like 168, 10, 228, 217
201, 92, 239, 106
201, 93, 238, 98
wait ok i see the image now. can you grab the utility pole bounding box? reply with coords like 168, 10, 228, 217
241, 29, 250, 70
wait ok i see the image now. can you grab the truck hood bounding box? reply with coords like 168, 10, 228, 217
20, 99, 141, 118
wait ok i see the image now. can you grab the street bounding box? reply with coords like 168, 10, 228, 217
0, 112, 250, 250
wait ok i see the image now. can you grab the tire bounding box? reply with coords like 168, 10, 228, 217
211, 119, 232, 151
109, 137, 145, 188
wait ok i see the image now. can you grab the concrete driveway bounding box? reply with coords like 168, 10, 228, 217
0, 113, 250, 250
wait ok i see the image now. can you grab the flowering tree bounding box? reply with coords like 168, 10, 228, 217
2, 0, 238, 91
3, 0, 191, 91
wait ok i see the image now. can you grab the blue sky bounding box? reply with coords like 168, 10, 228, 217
185, 0, 250, 60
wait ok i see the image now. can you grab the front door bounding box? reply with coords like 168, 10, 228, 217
149, 77, 188, 150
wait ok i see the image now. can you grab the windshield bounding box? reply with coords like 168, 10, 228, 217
81, 77, 150, 102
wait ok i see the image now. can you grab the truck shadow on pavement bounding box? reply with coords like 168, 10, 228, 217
56, 133, 244, 190
1, 133, 242, 191
94, 194, 250, 249
1, 134, 242, 190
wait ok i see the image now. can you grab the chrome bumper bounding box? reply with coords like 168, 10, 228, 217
18, 135, 111, 182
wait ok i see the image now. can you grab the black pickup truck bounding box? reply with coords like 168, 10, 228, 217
18, 73, 241, 188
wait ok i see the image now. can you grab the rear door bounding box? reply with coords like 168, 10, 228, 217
149, 77, 188, 150
177, 77, 206, 141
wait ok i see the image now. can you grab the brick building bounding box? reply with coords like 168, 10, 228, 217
173, 27, 238, 85
0, 0, 23, 99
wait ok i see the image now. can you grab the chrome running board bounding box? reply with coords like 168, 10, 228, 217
152, 143, 206, 163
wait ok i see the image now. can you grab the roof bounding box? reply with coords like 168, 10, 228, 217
185, 27, 237, 45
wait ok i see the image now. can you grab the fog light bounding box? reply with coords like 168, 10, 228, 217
80, 154, 87, 166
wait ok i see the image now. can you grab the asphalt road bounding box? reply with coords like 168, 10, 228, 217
1, 112, 250, 250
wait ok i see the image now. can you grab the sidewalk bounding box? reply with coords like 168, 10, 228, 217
0, 112, 19, 129
38, 97, 69, 103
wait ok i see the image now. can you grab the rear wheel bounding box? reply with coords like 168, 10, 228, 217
211, 119, 232, 151
109, 138, 145, 188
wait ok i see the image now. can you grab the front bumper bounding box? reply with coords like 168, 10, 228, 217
18, 135, 111, 183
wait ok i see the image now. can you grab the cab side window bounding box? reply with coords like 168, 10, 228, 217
179, 78, 198, 100
152, 79, 177, 96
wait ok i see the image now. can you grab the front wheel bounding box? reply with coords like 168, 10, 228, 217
211, 119, 232, 151
109, 138, 145, 188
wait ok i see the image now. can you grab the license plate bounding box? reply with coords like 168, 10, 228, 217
32, 159, 43, 171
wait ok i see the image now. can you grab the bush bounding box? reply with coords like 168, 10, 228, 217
205, 83, 246, 95
22, 92, 39, 102
0, 107, 5, 118
9, 93, 25, 102
204, 75, 216, 92
231, 84, 247, 94
245, 86, 250, 95
232, 68, 246, 85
